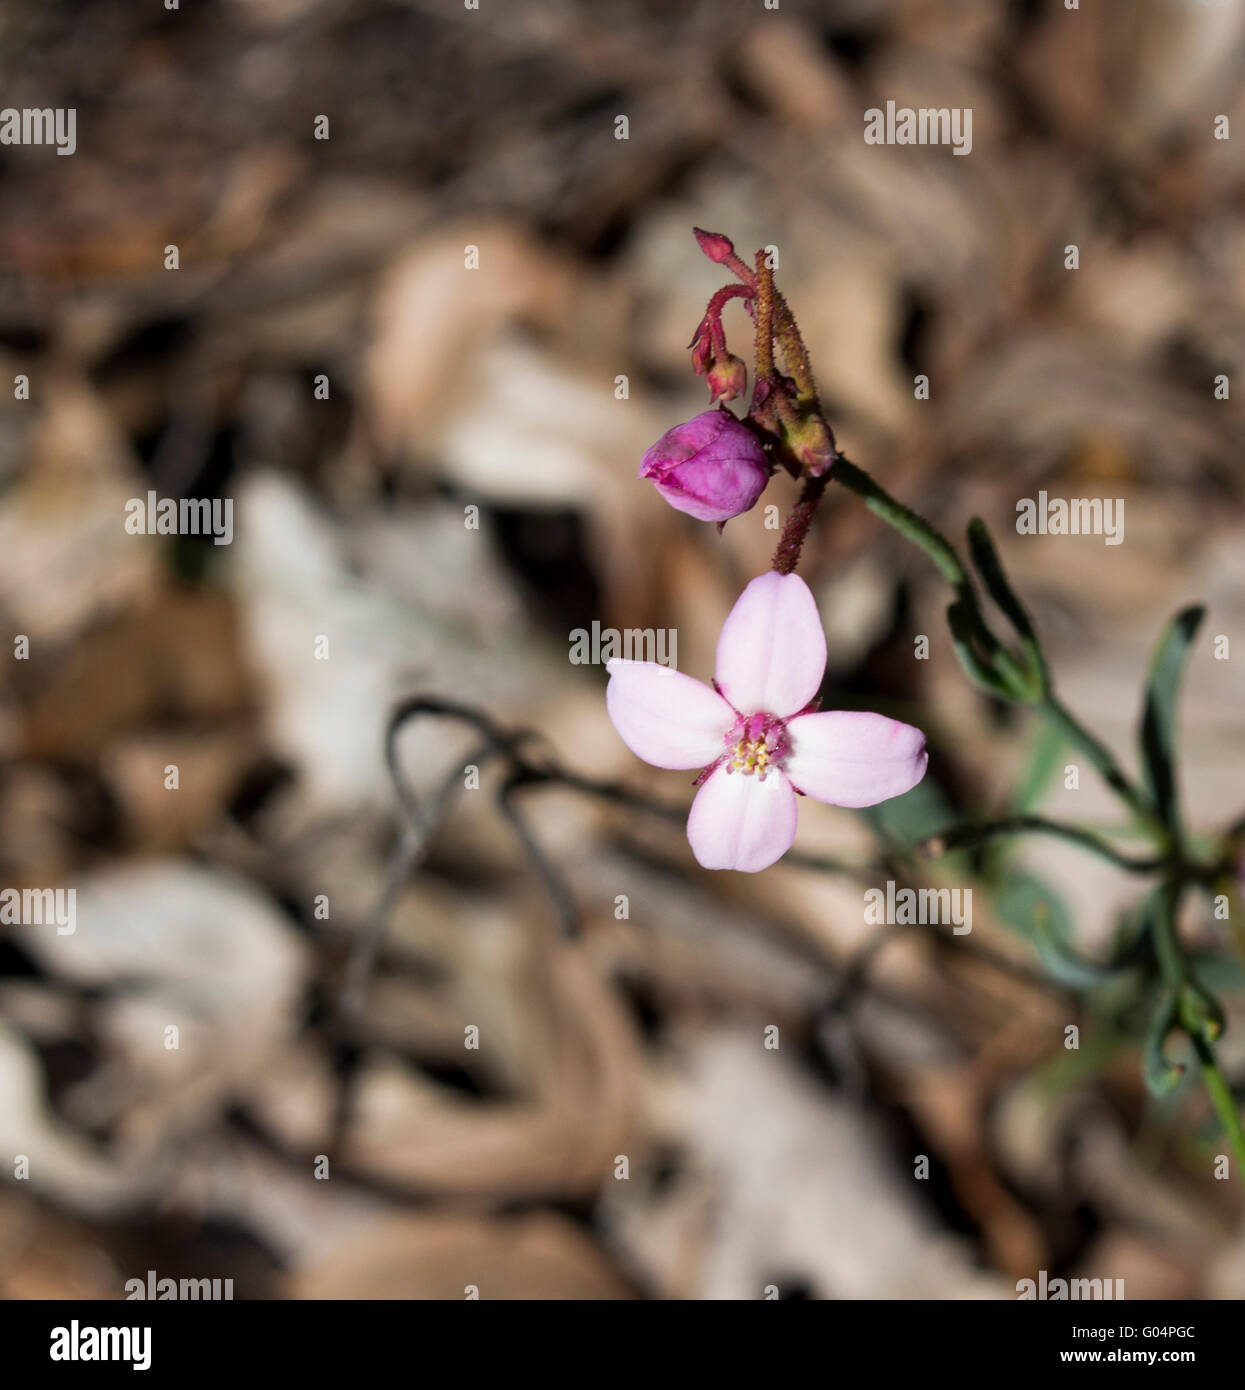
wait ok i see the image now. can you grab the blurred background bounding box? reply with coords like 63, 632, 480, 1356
1, 0, 1245, 1300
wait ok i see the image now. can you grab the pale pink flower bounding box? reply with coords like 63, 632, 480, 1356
606, 572, 928, 872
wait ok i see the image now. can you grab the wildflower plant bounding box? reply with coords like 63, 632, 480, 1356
608, 229, 1245, 1181
607, 571, 927, 871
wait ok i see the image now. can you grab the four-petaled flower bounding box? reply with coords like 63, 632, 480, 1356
606, 572, 928, 872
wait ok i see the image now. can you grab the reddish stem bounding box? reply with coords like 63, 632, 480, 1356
703, 282, 752, 357
771, 471, 831, 575
706, 282, 753, 318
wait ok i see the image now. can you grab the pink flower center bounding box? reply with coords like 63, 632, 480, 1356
724, 712, 788, 780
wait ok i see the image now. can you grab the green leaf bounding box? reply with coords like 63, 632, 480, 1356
945, 600, 1013, 698
1188, 952, 1245, 994
967, 517, 1048, 695
1012, 717, 1064, 815
1143, 990, 1185, 1097
860, 770, 958, 854
918, 815, 1161, 873
1178, 980, 1226, 1045
1139, 605, 1204, 834
994, 870, 1117, 989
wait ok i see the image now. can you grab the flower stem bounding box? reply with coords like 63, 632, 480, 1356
1150, 880, 1186, 991
831, 456, 1033, 692
1192, 1034, 1245, 1189
830, 456, 1176, 848
704, 282, 753, 339
1150, 881, 1245, 1187
830, 456, 968, 588
918, 816, 1167, 873
738, 254, 1240, 1181
771, 471, 829, 574
753, 252, 775, 381
773, 290, 817, 405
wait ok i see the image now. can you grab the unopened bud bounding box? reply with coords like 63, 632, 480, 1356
640, 410, 770, 522
690, 323, 713, 377
693, 227, 737, 265
786, 414, 838, 476
705, 353, 747, 403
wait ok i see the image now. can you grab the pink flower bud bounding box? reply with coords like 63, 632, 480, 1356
705, 352, 747, 403
690, 324, 713, 377
693, 227, 736, 264
786, 415, 838, 476
640, 410, 770, 522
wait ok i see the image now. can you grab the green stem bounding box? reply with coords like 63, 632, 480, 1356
802, 376, 1238, 1184
832, 455, 1174, 849
1151, 881, 1245, 1187
1150, 880, 1186, 990
831, 459, 1027, 684
1191, 1033, 1245, 1190
919, 816, 1166, 873
1040, 694, 1171, 853
831, 456, 968, 590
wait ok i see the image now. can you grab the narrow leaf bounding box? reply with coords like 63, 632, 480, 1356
946, 600, 1013, 698
1143, 990, 1185, 1097
967, 518, 1036, 643
1139, 605, 1204, 833
994, 871, 1116, 988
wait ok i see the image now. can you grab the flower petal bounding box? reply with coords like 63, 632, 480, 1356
714, 572, 826, 718
784, 710, 928, 808
686, 766, 798, 872
606, 658, 732, 769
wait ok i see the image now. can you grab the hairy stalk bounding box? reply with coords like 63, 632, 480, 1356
753, 252, 775, 381
830, 456, 968, 588
771, 471, 829, 574
773, 290, 817, 404
830, 456, 1030, 692
702, 282, 753, 343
